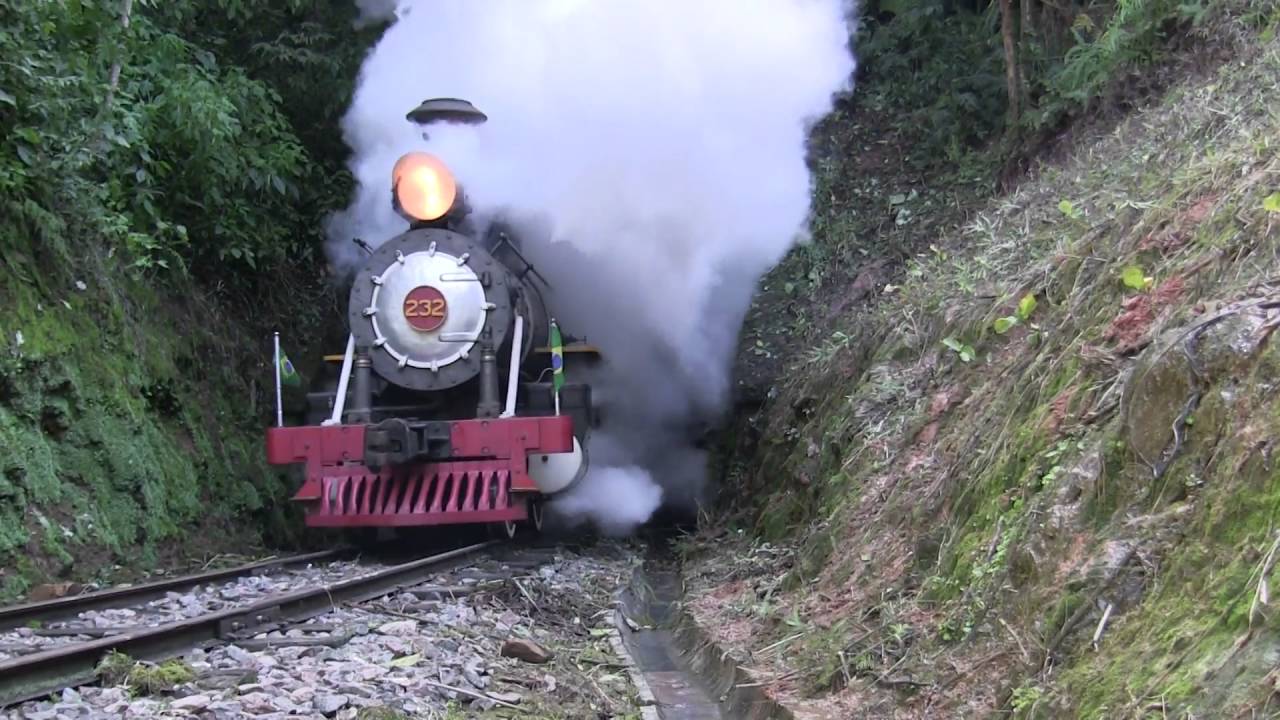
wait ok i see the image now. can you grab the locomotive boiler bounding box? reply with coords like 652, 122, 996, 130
266, 98, 594, 537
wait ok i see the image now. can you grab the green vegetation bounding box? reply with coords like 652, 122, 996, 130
95, 651, 195, 695
693, 0, 1280, 716
1, 0, 374, 275
0, 0, 383, 597
856, 0, 1276, 171
356, 708, 413, 720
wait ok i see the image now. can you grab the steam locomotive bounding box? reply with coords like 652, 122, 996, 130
266, 98, 594, 538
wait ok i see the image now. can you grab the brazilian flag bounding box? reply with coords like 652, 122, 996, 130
278, 348, 301, 387
549, 319, 564, 392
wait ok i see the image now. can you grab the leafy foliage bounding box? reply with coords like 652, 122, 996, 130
0, 0, 382, 592
1121, 264, 1153, 290
0, 0, 379, 280
994, 292, 1037, 333
942, 336, 977, 362
1028, 0, 1203, 126
853, 0, 1264, 171
856, 0, 1007, 163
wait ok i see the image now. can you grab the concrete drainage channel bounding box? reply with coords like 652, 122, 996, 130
611, 561, 792, 720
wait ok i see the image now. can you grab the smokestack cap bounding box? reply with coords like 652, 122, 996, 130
406, 98, 488, 126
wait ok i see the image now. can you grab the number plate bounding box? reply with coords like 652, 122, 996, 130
403, 285, 448, 331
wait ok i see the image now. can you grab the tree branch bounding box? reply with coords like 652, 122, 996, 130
103, 0, 134, 113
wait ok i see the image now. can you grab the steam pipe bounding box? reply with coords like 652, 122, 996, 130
351, 349, 373, 423
477, 344, 500, 418
324, 334, 356, 426
500, 314, 524, 418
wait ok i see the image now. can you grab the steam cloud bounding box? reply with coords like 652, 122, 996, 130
329, 0, 857, 535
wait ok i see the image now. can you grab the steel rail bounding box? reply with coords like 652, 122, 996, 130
0, 548, 350, 633
0, 541, 497, 707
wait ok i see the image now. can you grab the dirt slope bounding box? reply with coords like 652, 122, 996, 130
684, 28, 1280, 719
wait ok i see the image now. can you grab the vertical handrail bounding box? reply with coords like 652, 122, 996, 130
500, 314, 524, 418
325, 334, 356, 426
273, 332, 283, 427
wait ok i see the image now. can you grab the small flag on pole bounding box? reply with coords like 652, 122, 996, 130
549, 320, 565, 391
278, 348, 301, 387
549, 319, 564, 415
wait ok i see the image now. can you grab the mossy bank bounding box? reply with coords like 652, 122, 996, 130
0, 244, 311, 600
0, 1, 378, 600
687, 12, 1280, 720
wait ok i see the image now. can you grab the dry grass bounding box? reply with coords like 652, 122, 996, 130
693, 23, 1280, 720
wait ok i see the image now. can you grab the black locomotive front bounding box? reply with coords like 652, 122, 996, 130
266, 99, 593, 535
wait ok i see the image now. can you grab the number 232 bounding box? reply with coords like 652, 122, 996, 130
405, 299, 445, 317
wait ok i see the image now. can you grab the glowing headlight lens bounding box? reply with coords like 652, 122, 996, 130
392, 152, 457, 222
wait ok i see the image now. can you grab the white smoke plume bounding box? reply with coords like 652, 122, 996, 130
329, 0, 857, 535
550, 465, 663, 538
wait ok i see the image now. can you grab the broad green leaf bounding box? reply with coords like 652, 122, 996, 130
1121, 265, 1147, 291
1017, 293, 1037, 320
942, 337, 963, 352
0, 89, 14, 107
993, 316, 1018, 334
1264, 192, 1280, 213
889, 193, 907, 205
1058, 200, 1080, 219
959, 345, 975, 363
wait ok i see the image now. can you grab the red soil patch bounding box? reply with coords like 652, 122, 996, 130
1139, 193, 1219, 253
1183, 194, 1218, 224
1102, 276, 1186, 354
1042, 385, 1079, 435
928, 387, 959, 419
914, 421, 939, 447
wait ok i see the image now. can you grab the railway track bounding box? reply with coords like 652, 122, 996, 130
0, 542, 496, 707
0, 548, 349, 639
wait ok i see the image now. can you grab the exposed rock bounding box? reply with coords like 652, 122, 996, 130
289, 686, 317, 705
238, 691, 275, 713
223, 645, 257, 667
169, 693, 212, 711
489, 691, 523, 704
376, 620, 417, 636
1123, 303, 1272, 469
500, 638, 554, 664
314, 693, 350, 714
206, 700, 244, 718
27, 582, 82, 602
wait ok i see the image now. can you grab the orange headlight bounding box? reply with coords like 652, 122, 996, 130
392, 152, 457, 222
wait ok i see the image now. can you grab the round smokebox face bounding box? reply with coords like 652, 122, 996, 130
402, 285, 448, 332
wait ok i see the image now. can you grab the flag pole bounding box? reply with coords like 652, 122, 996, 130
273, 331, 283, 428
550, 318, 562, 417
